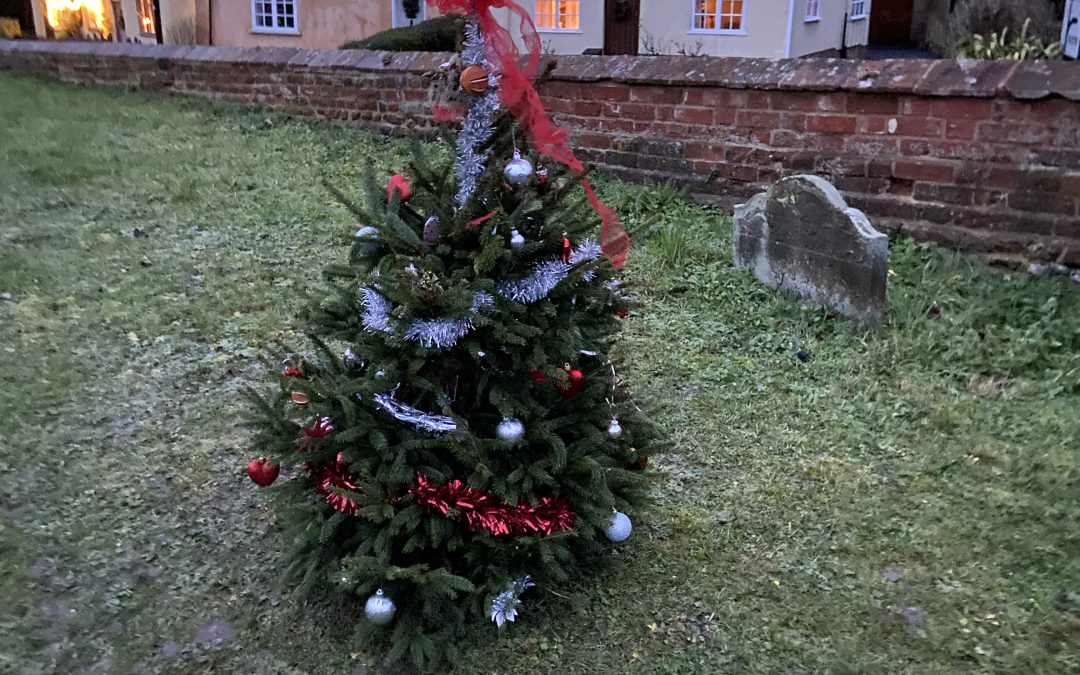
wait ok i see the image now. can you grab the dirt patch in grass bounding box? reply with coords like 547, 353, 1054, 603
1, 73, 1078, 674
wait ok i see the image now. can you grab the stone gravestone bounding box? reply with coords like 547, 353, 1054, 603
733, 175, 888, 325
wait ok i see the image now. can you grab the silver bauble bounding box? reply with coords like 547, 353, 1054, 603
503, 151, 534, 185
365, 588, 396, 626
355, 225, 380, 257
510, 229, 526, 249
607, 418, 623, 439
604, 511, 633, 543
496, 418, 525, 443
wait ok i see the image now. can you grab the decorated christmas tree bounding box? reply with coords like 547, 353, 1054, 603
244, 0, 662, 668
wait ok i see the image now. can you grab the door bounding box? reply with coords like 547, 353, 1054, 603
869, 0, 914, 44
604, 0, 640, 55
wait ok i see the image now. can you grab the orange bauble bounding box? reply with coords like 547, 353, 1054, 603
459, 65, 490, 95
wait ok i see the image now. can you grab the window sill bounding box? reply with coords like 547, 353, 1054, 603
688, 29, 747, 36
537, 28, 584, 34
139, 31, 156, 37
805, 16, 821, 23
251, 28, 300, 35
850, 15, 868, 21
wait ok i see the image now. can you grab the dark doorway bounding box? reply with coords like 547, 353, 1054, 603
604, 0, 639, 55
869, 0, 915, 44
0, 0, 35, 35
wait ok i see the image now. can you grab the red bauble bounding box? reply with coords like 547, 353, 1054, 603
556, 365, 584, 399
616, 309, 629, 319
627, 455, 649, 471
281, 365, 303, 378
247, 458, 280, 487
527, 368, 548, 383
387, 174, 412, 203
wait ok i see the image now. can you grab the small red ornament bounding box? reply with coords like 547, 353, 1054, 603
527, 368, 548, 383
247, 458, 280, 487
303, 417, 335, 440
281, 365, 303, 378
556, 364, 584, 399
616, 309, 629, 319
627, 455, 649, 471
561, 236, 572, 264
387, 174, 412, 203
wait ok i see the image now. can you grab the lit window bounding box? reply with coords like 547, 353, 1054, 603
136, 0, 155, 34
692, 0, 744, 32
850, 0, 869, 19
252, 0, 298, 33
805, 0, 820, 21
536, 0, 580, 31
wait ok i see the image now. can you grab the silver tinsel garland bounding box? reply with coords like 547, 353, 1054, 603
373, 393, 459, 433
359, 241, 600, 349
494, 239, 602, 304
456, 17, 501, 206
402, 292, 494, 349
490, 576, 536, 628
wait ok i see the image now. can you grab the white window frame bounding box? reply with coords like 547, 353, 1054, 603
252, 0, 299, 35
690, 0, 747, 36
535, 0, 582, 34
805, 0, 821, 22
392, 0, 427, 28
850, 0, 870, 20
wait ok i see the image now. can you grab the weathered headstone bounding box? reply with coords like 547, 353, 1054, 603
734, 175, 888, 325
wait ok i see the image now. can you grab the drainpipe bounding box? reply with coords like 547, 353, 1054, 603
784, 0, 795, 57
840, 11, 848, 58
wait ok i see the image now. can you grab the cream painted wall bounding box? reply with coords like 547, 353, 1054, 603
638, 0, 792, 58
533, 0, 603, 55
209, 0, 393, 48
790, 0, 869, 57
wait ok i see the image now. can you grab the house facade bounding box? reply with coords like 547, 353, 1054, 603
18, 0, 870, 58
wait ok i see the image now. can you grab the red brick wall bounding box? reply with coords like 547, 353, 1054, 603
2, 40, 1078, 264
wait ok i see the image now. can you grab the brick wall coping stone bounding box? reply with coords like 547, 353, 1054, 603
2, 39, 1078, 101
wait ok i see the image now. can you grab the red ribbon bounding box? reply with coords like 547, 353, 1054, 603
428, 0, 630, 269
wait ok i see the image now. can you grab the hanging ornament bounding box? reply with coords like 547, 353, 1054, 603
386, 174, 412, 203
364, 589, 396, 626
536, 166, 549, 185
246, 458, 279, 487
556, 364, 584, 399
561, 235, 572, 264
490, 576, 536, 627
607, 417, 623, 439
354, 225, 381, 256
604, 511, 633, 542
510, 229, 525, 249
303, 416, 335, 440
281, 365, 303, 378
627, 455, 649, 471
496, 418, 525, 443
503, 150, 534, 186
423, 216, 441, 247
616, 309, 630, 319
527, 369, 547, 383
290, 391, 311, 406
459, 64, 490, 95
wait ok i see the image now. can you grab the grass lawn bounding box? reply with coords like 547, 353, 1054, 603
1, 72, 1078, 675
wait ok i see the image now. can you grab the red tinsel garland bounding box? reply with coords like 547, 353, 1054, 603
312, 454, 361, 516
409, 474, 575, 537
